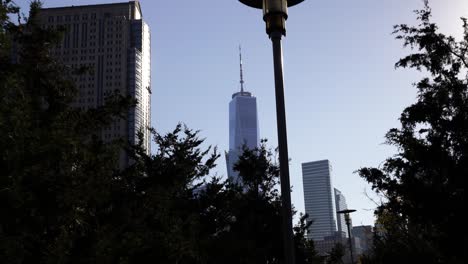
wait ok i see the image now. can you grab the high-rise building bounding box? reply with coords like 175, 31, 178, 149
226, 47, 259, 182
302, 160, 337, 241
38, 1, 151, 167
334, 188, 349, 238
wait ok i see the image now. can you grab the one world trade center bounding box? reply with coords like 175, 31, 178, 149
226, 47, 259, 182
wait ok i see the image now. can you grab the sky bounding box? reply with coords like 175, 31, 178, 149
19, 0, 467, 226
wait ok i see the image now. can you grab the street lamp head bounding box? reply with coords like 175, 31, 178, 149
337, 209, 357, 214
239, 0, 305, 36
337, 209, 356, 223
239, 0, 304, 9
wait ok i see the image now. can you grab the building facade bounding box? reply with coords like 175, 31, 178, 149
334, 188, 349, 238
226, 48, 259, 182
38, 1, 151, 166
302, 160, 338, 241
352, 225, 373, 255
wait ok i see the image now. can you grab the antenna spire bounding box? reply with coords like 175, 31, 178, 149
239, 45, 244, 93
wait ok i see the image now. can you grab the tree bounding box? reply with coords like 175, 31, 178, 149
358, 3, 467, 264
85, 125, 220, 263
294, 213, 322, 264
326, 243, 345, 264
100, 133, 318, 264
0, 1, 135, 263
192, 141, 319, 264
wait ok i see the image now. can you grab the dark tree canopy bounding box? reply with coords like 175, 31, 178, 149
358, 4, 467, 264
186, 141, 319, 264
0, 1, 135, 263
326, 243, 345, 264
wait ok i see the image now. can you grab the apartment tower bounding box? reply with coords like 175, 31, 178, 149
38, 1, 151, 166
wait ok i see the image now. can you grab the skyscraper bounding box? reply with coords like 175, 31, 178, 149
302, 160, 337, 241
334, 188, 349, 238
38, 1, 151, 166
226, 47, 259, 182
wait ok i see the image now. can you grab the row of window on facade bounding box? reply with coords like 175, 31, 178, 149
50, 32, 124, 48
73, 88, 129, 103
46, 23, 123, 34
48, 14, 126, 24
54, 47, 123, 55
104, 133, 121, 139
48, 13, 97, 22
73, 74, 122, 83
60, 55, 123, 66
75, 81, 123, 88
104, 124, 121, 131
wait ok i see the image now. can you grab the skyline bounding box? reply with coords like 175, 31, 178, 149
20, 0, 468, 226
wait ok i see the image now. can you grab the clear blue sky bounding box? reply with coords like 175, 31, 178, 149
21, 0, 467, 226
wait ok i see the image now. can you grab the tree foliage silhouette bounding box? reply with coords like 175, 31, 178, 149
1, 1, 135, 263
196, 141, 319, 264
326, 243, 345, 264
358, 4, 467, 264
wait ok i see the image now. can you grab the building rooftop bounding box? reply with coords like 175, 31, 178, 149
40, 1, 142, 17
232, 91, 253, 99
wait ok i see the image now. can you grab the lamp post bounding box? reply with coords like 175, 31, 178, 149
337, 209, 357, 264
238, 1, 304, 264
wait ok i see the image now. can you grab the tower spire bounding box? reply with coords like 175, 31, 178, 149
239, 45, 244, 93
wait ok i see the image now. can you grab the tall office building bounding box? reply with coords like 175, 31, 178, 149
302, 160, 337, 241
334, 188, 349, 238
226, 47, 259, 182
38, 1, 151, 166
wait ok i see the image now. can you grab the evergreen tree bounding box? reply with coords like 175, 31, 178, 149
0, 1, 135, 262
193, 141, 319, 264
326, 243, 345, 264
358, 4, 467, 263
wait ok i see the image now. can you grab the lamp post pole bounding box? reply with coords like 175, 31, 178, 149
338, 209, 357, 264
238, 1, 304, 264
271, 29, 295, 264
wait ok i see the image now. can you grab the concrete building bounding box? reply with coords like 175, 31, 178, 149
302, 160, 337, 241
226, 47, 259, 182
38, 1, 151, 167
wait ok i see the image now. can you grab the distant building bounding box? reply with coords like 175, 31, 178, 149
226, 47, 259, 182
314, 233, 361, 264
302, 160, 337, 241
353, 225, 374, 254
334, 188, 349, 238
38, 1, 151, 167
